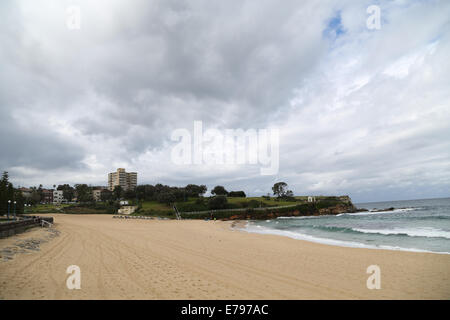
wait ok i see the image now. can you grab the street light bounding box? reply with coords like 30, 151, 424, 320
13, 201, 17, 220
7, 200, 11, 220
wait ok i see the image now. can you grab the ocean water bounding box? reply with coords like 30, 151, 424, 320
244, 197, 450, 254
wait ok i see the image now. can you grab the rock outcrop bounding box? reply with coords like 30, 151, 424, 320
222, 198, 359, 220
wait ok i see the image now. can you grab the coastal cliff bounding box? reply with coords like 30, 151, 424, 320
222, 196, 358, 220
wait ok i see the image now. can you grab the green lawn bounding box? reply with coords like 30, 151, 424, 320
25, 203, 71, 214
140, 200, 173, 212
135, 196, 304, 215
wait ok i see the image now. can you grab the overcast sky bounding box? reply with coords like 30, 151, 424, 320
1, 0, 449, 203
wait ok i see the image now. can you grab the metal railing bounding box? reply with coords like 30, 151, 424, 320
173, 205, 182, 220
40, 219, 53, 228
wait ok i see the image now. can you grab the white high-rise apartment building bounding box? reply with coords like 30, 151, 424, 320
108, 168, 137, 191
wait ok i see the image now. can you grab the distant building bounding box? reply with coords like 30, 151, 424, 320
53, 190, 64, 204
42, 189, 53, 204
19, 187, 32, 199
307, 196, 316, 203
92, 187, 107, 201
92, 189, 102, 201
118, 206, 137, 215
108, 168, 137, 191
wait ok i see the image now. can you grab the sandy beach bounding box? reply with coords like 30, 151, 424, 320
0, 214, 449, 299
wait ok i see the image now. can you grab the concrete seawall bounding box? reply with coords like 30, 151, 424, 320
0, 216, 54, 238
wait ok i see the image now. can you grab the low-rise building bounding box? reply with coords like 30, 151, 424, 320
92, 187, 107, 201
42, 189, 53, 204
118, 206, 137, 215
53, 190, 64, 204
92, 189, 102, 201
19, 187, 32, 199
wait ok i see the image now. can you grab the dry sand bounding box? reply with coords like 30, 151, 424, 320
0, 214, 449, 299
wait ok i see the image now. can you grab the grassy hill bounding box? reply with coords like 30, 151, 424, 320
134, 195, 354, 219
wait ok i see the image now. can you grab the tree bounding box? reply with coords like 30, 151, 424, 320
63, 188, 75, 202
75, 184, 93, 203
208, 196, 228, 210
272, 182, 288, 198
7, 183, 14, 203
185, 184, 207, 197
211, 186, 228, 196
157, 191, 176, 206
0, 171, 9, 214
29, 187, 41, 205
37, 184, 43, 203
113, 186, 123, 200
136, 185, 146, 200
123, 188, 136, 200
100, 189, 113, 202
228, 191, 246, 197
13, 189, 25, 215
172, 188, 186, 202
198, 185, 207, 196
58, 184, 74, 202
136, 184, 157, 201
0, 171, 24, 216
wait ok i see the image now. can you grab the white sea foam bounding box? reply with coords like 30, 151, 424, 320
277, 215, 331, 219
242, 224, 450, 254
353, 227, 450, 239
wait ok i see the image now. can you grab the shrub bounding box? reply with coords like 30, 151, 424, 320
228, 191, 246, 197
208, 196, 228, 210
315, 200, 340, 209
157, 192, 176, 205
247, 199, 262, 208
211, 186, 228, 196
176, 202, 208, 212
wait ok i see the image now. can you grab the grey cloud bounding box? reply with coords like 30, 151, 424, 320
0, 0, 449, 202
0, 108, 86, 170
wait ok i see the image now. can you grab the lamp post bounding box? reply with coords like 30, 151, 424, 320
13, 201, 17, 220
7, 200, 11, 220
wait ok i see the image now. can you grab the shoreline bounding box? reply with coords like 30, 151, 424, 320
1, 214, 449, 299
233, 219, 450, 255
